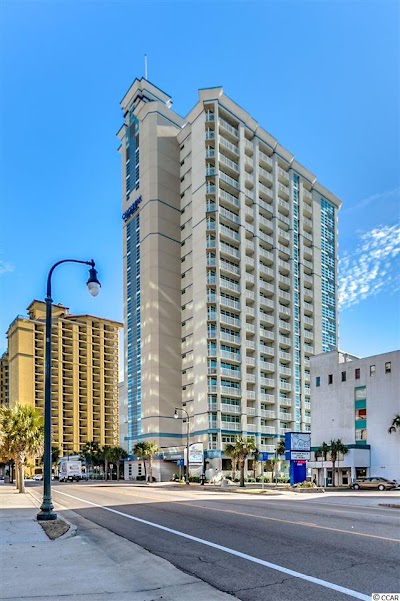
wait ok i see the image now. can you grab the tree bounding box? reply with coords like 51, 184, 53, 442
251, 444, 260, 478
388, 414, 400, 434
100, 445, 114, 480
133, 441, 159, 482
316, 442, 330, 486
0, 404, 44, 493
145, 442, 159, 483
109, 446, 128, 481
233, 436, 257, 488
133, 442, 148, 479
329, 439, 348, 487
224, 443, 239, 480
41, 445, 61, 477
80, 441, 101, 479
276, 438, 285, 457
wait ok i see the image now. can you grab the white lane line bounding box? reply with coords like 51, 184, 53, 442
56, 490, 370, 601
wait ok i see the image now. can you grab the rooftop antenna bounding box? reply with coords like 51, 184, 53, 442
144, 54, 148, 80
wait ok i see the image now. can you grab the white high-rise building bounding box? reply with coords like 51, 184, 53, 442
118, 79, 341, 480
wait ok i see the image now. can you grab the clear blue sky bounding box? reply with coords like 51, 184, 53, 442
1, 0, 399, 360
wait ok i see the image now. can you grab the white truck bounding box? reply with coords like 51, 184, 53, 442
58, 460, 82, 482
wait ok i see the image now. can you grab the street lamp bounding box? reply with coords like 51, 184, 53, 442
174, 407, 190, 485
37, 259, 100, 521
274, 447, 278, 487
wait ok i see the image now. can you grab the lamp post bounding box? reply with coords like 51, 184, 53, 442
37, 259, 101, 521
174, 407, 190, 485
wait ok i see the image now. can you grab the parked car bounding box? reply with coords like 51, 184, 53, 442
351, 477, 396, 491
32, 474, 43, 481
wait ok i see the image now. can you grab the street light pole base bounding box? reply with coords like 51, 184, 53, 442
37, 510, 58, 521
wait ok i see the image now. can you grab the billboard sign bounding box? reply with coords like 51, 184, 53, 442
189, 443, 204, 465
285, 432, 311, 452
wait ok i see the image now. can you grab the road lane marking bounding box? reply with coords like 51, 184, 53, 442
56, 490, 370, 601
69, 487, 399, 543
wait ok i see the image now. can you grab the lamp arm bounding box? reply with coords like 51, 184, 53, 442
46, 259, 95, 298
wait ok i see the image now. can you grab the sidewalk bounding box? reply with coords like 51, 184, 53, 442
0, 484, 235, 601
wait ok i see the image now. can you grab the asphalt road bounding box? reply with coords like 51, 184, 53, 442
47, 483, 400, 601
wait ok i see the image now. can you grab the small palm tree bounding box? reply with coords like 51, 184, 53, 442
388, 414, 400, 434
145, 442, 159, 483
224, 443, 239, 480
329, 439, 348, 487
109, 446, 128, 480
41, 445, 61, 477
133, 441, 160, 482
0, 404, 44, 493
80, 440, 100, 479
276, 438, 285, 457
233, 436, 257, 487
100, 445, 114, 480
316, 441, 330, 485
133, 441, 148, 480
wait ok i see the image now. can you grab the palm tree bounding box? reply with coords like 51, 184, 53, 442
0, 404, 44, 493
80, 440, 100, 479
133, 442, 148, 480
388, 414, 400, 434
100, 445, 114, 480
224, 443, 239, 480
144, 442, 159, 483
316, 441, 330, 486
329, 439, 348, 487
251, 444, 260, 479
276, 438, 285, 457
233, 436, 257, 488
109, 446, 128, 480
133, 441, 160, 482
41, 445, 61, 477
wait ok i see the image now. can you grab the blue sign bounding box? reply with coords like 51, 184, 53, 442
259, 452, 269, 461
177, 458, 184, 467
122, 195, 142, 222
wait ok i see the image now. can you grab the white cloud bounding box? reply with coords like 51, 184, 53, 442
0, 260, 14, 275
341, 187, 400, 214
339, 225, 400, 310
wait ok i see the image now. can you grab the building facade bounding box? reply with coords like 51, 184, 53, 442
309, 350, 400, 484
119, 79, 341, 479
0, 352, 9, 407
5, 301, 122, 459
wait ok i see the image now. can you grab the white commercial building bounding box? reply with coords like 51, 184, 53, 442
309, 350, 400, 485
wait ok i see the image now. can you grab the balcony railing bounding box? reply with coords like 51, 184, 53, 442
219, 118, 239, 137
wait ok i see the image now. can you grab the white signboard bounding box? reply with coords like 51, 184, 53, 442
290, 433, 311, 452
189, 443, 204, 465
291, 451, 311, 460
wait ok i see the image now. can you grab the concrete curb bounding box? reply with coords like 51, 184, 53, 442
27, 489, 78, 540
290, 487, 326, 493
